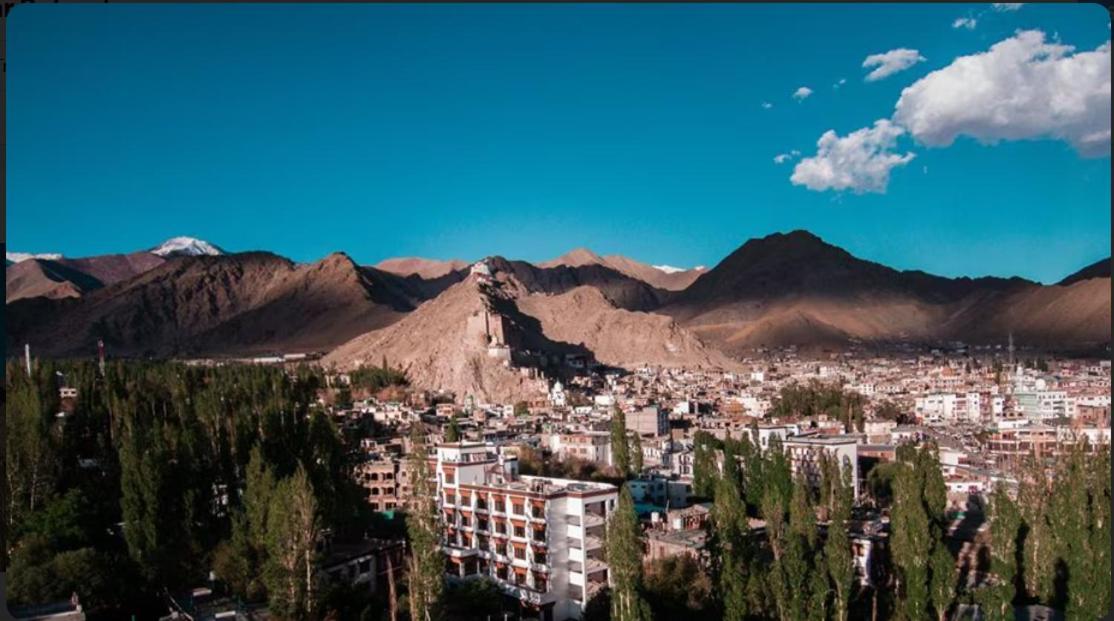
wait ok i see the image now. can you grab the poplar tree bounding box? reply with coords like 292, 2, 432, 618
974, 484, 1021, 621
406, 424, 443, 621
890, 448, 932, 621
607, 486, 652, 621
826, 459, 855, 621
1017, 457, 1055, 602
264, 465, 320, 621
692, 432, 718, 498
630, 433, 644, 476
611, 408, 631, 478
713, 475, 751, 621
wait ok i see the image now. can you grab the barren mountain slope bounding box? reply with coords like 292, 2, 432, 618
7, 252, 429, 357
6, 259, 105, 303
374, 257, 470, 279
325, 273, 582, 402
540, 248, 706, 291
515, 286, 737, 369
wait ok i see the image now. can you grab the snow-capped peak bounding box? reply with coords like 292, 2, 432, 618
652, 264, 687, 274
7, 251, 63, 264
151, 236, 224, 257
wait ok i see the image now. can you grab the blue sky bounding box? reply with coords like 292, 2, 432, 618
6, 3, 1110, 283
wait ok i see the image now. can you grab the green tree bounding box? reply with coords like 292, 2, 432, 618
630, 433, 644, 476
607, 486, 652, 621
5, 370, 57, 531
890, 450, 932, 621
264, 465, 321, 621
611, 408, 632, 478
714, 476, 751, 621
444, 415, 461, 443
974, 484, 1021, 621
643, 555, 714, 618
826, 459, 856, 621
406, 424, 443, 621
692, 431, 720, 498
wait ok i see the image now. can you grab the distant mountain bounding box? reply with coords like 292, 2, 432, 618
326, 262, 730, 401
150, 236, 225, 257
6, 259, 105, 303
8, 230, 1108, 363
1059, 257, 1111, 286
540, 248, 707, 291
516, 286, 735, 371
54, 252, 167, 286
483, 256, 668, 311
662, 230, 1108, 353
374, 257, 470, 279
7, 251, 444, 357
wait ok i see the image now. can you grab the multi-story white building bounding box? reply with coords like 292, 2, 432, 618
553, 432, 612, 466
434, 443, 619, 621
782, 435, 860, 499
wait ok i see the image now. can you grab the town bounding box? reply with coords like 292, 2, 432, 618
7, 344, 1110, 621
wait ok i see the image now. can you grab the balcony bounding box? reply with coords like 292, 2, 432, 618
585, 558, 607, 575
582, 513, 605, 528
585, 580, 606, 602
583, 535, 603, 551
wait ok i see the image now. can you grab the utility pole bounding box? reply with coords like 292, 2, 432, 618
24, 343, 32, 376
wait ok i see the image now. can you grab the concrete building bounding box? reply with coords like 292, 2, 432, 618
783, 435, 860, 499
434, 443, 619, 621
554, 432, 612, 466
627, 405, 668, 436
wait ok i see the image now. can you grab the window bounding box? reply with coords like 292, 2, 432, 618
534, 551, 547, 564
514, 547, 526, 560
478, 519, 488, 531
514, 526, 525, 538
444, 471, 455, 484
494, 499, 505, 512
512, 503, 524, 515
494, 522, 505, 534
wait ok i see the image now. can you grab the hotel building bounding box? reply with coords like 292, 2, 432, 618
434, 442, 619, 621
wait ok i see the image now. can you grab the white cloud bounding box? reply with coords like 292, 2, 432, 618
792, 86, 813, 101
762, 101, 774, 109
6, 252, 63, 263
992, 3, 1023, 11
953, 17, 978, 30
863, 48, 927, 82
893, 30, 1111, 157
774, 150, 802, 165
790, 119, 916, 193
833, 78, 848, 89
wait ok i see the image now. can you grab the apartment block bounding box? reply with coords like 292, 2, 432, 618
434, 443, 619, 621
782, 435, 860, 499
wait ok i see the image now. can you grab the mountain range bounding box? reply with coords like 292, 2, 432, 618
6, 233, 1109, 399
